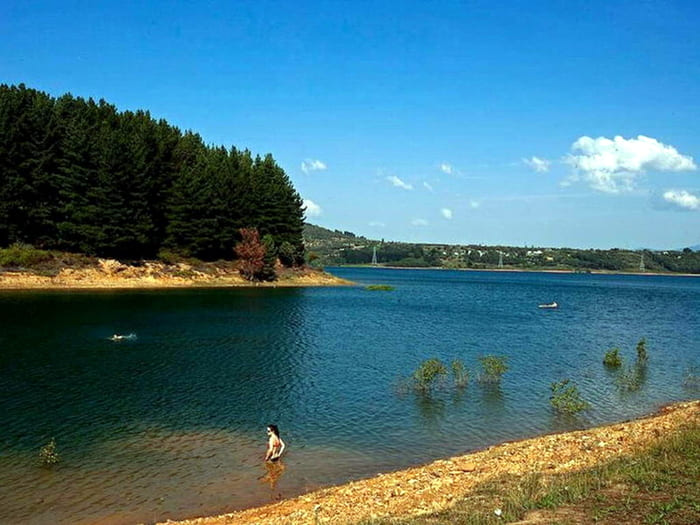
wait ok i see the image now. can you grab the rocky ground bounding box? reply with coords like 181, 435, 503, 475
0, 259, 350, 289
161, 401, 698, 525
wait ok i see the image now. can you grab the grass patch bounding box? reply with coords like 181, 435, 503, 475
359, 422, 699, 525
0, 243, 54, 268
366, 284, 395, 291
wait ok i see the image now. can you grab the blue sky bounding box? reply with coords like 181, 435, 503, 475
2, 0, 699, 249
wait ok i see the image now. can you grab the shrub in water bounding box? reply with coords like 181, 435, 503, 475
478, 355, 508, 383
365, 284, 395, 291
617, 365, 645, 392
413, 358, 447, 393
451, 359, 469, 389
603, 347, 622, 368
39, 438, 60, 467
636, 338, 648, 364
683, 365, 700, 392
550, 379, 589, 414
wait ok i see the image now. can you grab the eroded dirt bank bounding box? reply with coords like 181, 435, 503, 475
162, 401, 698, 525
0, 259, 350, 289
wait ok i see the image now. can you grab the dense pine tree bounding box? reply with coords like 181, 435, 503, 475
0, 84, 306, 264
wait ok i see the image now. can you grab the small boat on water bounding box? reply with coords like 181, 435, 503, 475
538, 302, 558, 309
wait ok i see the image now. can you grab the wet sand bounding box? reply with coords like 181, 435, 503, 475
162, 400, 698, 525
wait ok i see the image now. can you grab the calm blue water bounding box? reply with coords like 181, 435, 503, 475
1, 268, 698, 524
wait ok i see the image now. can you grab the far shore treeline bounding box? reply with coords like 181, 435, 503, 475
0, 84, 305, 263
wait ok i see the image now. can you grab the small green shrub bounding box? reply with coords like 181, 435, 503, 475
478, 355, 509, 383
451, 359, 469, 388
603, 347, 622, 368
413, 358, 447, 393
550, 379, 589, 414
636, 338, 648, 364
0, 243, 53, 268
157, 249, 183, 265
278, 241, 297, 267
366, 284, 395, 291
39, 438, 60, 467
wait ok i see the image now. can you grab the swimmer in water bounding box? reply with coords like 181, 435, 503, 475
110, 334, 125, 341
264, 424, 286, 462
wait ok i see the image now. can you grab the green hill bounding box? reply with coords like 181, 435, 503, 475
303, 224, 700, 274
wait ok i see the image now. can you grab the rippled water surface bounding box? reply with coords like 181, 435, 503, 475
1, 268, 698, 524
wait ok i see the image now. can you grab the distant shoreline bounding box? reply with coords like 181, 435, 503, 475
332, 264, 700, 278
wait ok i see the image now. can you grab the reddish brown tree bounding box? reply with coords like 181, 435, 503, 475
235, 228, 265, 281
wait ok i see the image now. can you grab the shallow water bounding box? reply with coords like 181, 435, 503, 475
0, 268, 698, 524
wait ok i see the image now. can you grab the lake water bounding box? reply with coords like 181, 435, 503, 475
1, 268, 698, 524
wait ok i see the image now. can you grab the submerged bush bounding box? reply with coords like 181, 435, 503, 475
616, 365, 645, 392
412, 358, 447, 393
365, 284, 395, 291
683, 365, 700, 392
478, 355, 509, 383
635, 338, 648, 364
39, 438, 60, 467
550, 379, 589, 414
451, 359, 469, 389
603, 347, 623, 368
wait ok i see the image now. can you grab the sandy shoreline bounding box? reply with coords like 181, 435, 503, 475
161, 400, 698, 525
0, 259, 352, 290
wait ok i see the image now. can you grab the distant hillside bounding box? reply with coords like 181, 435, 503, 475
303, 224, 700, 274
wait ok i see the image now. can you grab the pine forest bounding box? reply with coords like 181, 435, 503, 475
0, 84, 306, 264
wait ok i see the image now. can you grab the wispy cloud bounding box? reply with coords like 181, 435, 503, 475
411, 218, 428, 226
564, 135, 696, 193
387, 175, 413, 190
440, 163, 453, 175
303, 198, 322, 217
301, 159, 327, 174
663, 189, 700, 210
423, 181, 434, 192
523, 156, 551, 173
469, 200, 480, 209
441, 208, 453, 219
368, 221, 386, 227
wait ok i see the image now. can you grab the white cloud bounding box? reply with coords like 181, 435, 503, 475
411, 218, 428, 226
301, 159, 327, 174
663, 189, 700, 210
423, 181, 434, 192
387, 175, 413, 190
441, 208, 453, 219
368, 221, 386, 227
440, 163, 453, 175
564, 135, 696, 193
303, 198, 322, 217
469, 200, 480, 209
523, 156, 551, 173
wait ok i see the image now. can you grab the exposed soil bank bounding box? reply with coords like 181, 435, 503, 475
0, 259, 351, 289
162, 401, 698, 525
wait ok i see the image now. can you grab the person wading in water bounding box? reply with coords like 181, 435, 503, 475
265, 424, 286, 462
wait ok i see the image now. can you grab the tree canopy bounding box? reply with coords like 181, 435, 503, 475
0, 84, 305, 263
